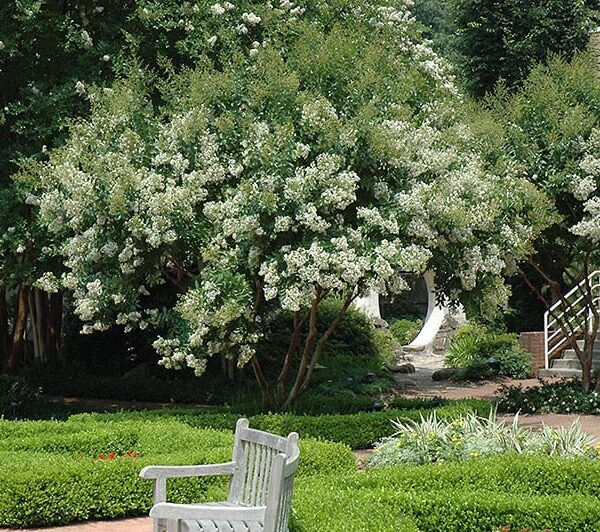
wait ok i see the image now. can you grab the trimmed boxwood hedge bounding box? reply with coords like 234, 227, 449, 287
0, 418, 354, 528
2, 417, 600, 530
73, 398, 491, 449
291, 456, 600, 531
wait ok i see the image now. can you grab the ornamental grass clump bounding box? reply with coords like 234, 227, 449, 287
369, 410, 598, 467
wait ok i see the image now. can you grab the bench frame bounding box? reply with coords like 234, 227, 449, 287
140, 418, 299, 532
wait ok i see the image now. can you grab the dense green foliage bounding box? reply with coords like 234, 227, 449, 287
31, 0, 548, 411
498, 379, 600, 414
23, 300, 395, 408
68, 399, 491, 449
2, 419, 599, 532
0, 375, 43, 419
445, 323, 533, 379
474, 52, 600, 390
453, 0, 598, 97
389, 317, 423, 345
294, 455, 600, 531
0, 417, 354, 528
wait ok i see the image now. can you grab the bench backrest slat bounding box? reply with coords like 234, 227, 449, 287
227, 419, 299, 532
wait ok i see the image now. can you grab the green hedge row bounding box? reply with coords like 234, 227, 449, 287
0, 418, 355, 528
74, 398, 491, 449
291, 456, 600, 531
3, 417, 600, 531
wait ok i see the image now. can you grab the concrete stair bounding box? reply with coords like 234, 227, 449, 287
538, 338, 600, 378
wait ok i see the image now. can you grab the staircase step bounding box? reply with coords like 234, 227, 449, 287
559, 348, 600, 361
562, 349, 579, 360
552, 359, 582, 370
575, 339, 600, 350
550, 358, 600, 370
538, 368, 582, 378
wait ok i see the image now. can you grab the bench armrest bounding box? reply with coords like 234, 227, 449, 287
150, 503, 266, 521
140, 461, 236, 480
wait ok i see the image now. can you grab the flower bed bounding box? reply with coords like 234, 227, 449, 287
370, 411, 598, 467
498, 379, 600, 414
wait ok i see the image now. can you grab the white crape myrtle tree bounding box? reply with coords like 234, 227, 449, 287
35, 0, 547, 408
477, 54, 600, 392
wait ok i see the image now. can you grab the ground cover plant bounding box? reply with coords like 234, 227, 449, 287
498, 379, 600, 414
389, 317, 423, 345
445, 322, 533, 380
369, 410, 598, 467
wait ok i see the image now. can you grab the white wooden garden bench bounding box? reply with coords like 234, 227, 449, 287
140, 418, 300, 532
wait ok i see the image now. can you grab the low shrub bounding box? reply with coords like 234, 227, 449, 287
389, 318, 423, 345
293, 455, 600, 531
370, 411, 598, 467
446, 324, 533, 380
3, 416, 599, 530
74, 399, 492, 449
371, 329, 396, 368
0, 375, 44, 419
0, 418, 354, 528
306, 356, 395, 400
498, 379, 600, 414
291, 482, 419, 531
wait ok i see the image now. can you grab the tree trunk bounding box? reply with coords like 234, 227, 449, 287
48, 291, 63, 365
282, 295, 320, 411
28, 290, 42, 363
0, 287, 9, 363
250, 355, 269, 405
299, 294, 355, 396
2, 284, 29, 374
277, 311, 304, 398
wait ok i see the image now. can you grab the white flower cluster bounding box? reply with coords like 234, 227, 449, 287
571, 129, 600, 243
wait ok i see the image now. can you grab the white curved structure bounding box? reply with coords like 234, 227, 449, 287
354, 289, 382, 320
354, 271, 457, 351
407, 271, 447, 349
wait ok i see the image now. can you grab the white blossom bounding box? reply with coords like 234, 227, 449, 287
242, 12, 261, 25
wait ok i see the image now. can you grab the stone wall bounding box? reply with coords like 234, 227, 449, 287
519, 331, 545, 374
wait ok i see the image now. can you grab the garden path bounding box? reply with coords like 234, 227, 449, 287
393, 350, 548, 400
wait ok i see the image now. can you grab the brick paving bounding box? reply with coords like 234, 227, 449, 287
2, 517, 151, 532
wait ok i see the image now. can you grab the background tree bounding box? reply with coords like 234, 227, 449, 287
453, 0, 599, 97
473, 53, 600, 390
0, 0, 138, 371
